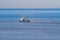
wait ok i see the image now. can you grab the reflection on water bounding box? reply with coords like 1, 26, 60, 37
0, 18, 60, 40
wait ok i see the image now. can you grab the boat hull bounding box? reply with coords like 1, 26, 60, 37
19, 20, 30, 22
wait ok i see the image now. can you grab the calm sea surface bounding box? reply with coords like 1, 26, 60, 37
0, 9, 60, 40
0, 18, 60, 40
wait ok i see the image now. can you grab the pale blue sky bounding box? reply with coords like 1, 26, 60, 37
0, 0, 60, 8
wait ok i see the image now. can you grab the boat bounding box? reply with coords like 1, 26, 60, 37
19, 16, 30, 22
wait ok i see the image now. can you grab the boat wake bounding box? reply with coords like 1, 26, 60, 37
29, 20, 60, 24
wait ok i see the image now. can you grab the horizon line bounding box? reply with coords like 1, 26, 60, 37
0, 8, 60, 10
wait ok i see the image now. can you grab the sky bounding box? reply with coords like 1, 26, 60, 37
0, 0, 60, 8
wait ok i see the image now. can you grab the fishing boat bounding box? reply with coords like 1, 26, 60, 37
19, 16, 30, 22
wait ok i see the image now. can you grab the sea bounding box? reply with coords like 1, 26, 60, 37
0, 8, 60, 40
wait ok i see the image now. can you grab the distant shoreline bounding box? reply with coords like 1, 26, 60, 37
0, 8, 60, 10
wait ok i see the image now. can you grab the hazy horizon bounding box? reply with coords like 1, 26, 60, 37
0, 0, 60, 8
